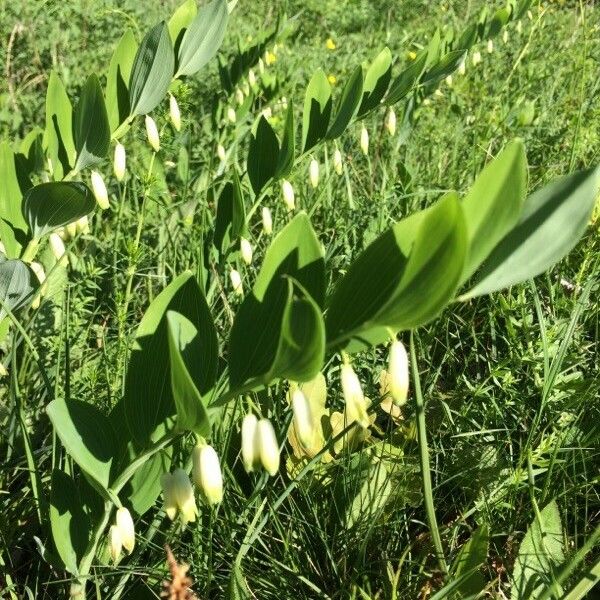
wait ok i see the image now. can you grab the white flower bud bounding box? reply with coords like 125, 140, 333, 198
502, 29, 509, 44
171, 468, 197, 524
235, 87, 244, 105
169, 94, 181, 131
76, 215, 90, 235
258, 57, 265, 74
248, 69, 257, 87
49, 233, 67, 266
230, 268, 243, 296
113, 143, 126, 181
65, 221, 78, 239
445, 74, 453, 87
309, 159, 319, 189
241, 81, 250, 97
262, 206, 273, 235
282, 179, 295, 211
261, 107, 272, 120
217, 144, 226, 162
241, 413, 259, 473
385, 108, 396, 136
388, 340, 409, 406
91, 170, 109, 210
160, 472, 179, 520
291, 389, 313, 450
227, 107, 237, 124
517, 20, 523, 34
145, 115, 160, 152
240, 237, 253, 265
360, 126, 369, 155
256, 418, 280, 477
472, 50, 482, 66
527, 9, 533, 20
487, 39, 494, 54
115, 507, 135, 553
341, 362, 369, 429
192, 444, 223, 505
333, 149, 343, 175
458, 57, 466, 75
109, 525, 122, 563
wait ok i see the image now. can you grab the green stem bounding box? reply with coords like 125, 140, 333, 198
409, 331, 448, 575
20, 238, 39, 263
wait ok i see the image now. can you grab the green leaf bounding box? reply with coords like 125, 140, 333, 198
488, 7, 510, 38
465, 167, 599, 298
214, 175, 247, 255
326, 65, 363, 139
43, 71, 76, 178
0, 141, 29, 257
169, 0, 198, 54
302, 69, 332, 153
457, 23, 478, 50
23, 181, 95, 239
247, 115, 280, 196
512, 500, 565, 600
105, 29, 138, 132
276, 102, 295, 178
461, 140, 528, 282
123, 271, 211, 445
326, 193, 468, 350
228, 212, 325, 390
73, 75, 110, 171
50, 469, 90, 575
166, 311, 213, 436
176, 0, 229, 77
452, 525, 489, 597
421, 49, 467, 86
357, 47, 392, 117
0, 258, 39, 320
47, 399, 117, 491
385, 51, 427, 105
129, 21, 175, 116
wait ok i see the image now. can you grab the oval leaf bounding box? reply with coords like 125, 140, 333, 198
326, 65, 364, 139
0, 258, 39, 320
302, 69, 332, 153
358, 47, 392, 117
247, 115, 280, 196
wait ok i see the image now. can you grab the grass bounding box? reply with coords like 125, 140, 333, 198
1, 0, 599, 598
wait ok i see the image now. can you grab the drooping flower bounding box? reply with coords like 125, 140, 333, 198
91, 170, 109, 210
385, 108, 397, 136
227, 107, 237, 124
115, 507, 135, 553
162, 469, 197, 524
109, 524, 122, 563
169, 94, 182, 131
388, 339, 409, 406
230, 268, 243, 296
241, 413, 259, 472
240, 237, 253, 265
360, 126, 369, 155
291, 389, 314, 450
309, 159, 319, 189
282, 179, 295, 211
341, 362, 370, 429
333, 148, 343, 175
145, 115, 160, 152
49, 233, 67, 266
262, 206, 273, 235
113, 143, 126, 181
192, 443, 224, 506
256, 418, 280, 476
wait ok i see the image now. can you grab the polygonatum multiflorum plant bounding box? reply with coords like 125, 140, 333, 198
0, 0, 598, 597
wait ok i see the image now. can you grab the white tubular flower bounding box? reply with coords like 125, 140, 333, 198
115, 507, 135, 553
91, 170, 109, 210
258, 57, 265, 74
333, 148, 343, 175
360, 126, 369, 155
291, 389, 313, 450
230, 268, 243, 296
472, 50, 482, 66
160, 472, 178, 520
282, 179, 295, 211
502, 29, 509, 44
109, 524, 122, 563
65, 221, 77, 239
241, 81, 250, 97
240, 237, 253, 265
256, 418, 280, 477
388, 340, 409, 406
113, 143, 126, 181
517, 20, 523, 34
458, 57, 466, 75
248, 69, 257, 87
217, 144, 226, 162
341, 362, 369, 429
262, 206, 273, 235
192, 444, 223, 506
49, 233, 67, 266
76, 215, 90, 235
145, 115, 160, 152
385, 108, 397, 136
241, 413, 259, 473
309, 158, 319, 189
172, 468, 197, 524
227, 107, 237, 124
487, 39, 494, 54
169, 94, 181, 131
235, 87, 244, 105
445, 74, 453, 87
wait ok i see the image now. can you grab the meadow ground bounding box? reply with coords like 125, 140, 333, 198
0, 0, 599, 598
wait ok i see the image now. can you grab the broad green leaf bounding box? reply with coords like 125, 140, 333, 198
457, 23, 478, 50
302, 69, 332, 153
326, 65, 363, 139
0, 141, 29, 257
0, 259, 39, 319
461, 140, 527, 282
19, 127, 45, 174
358, 47, 392, 117
228, 212, 325, 390
276, 102, 295, 178
105, 29, 138, 132
123, 271, 210, 445
43, 71, 76, 179
23, 181, 95, 239
421, 49, 467, 86
50, 470, 90, 575
488, 7, 510, 38
512, 500, 565, 600
214, 175, 247, 255
166, 311, 213, 436
515, 0, 533, 20
326, 193, 468, 350
129, 21, 175, 116
385, 51, 427, 105
169, 0, 198, 53
47, 399, 116, 491
73, 75, 110, 171
425, 28, 442, 68
176, 0, 229, 77
452, 525, 489, 597
465, 167, 599, 298
247, 116, 280, 195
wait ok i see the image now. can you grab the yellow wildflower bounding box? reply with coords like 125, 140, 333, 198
327, 74, 337, 85
326, 37, 336, 50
